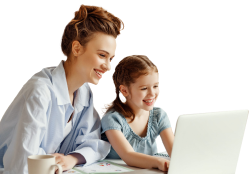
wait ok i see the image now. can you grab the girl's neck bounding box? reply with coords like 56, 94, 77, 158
125, 101, 149, 119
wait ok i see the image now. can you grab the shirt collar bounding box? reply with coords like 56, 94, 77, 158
52, 61, 90, 107
75, 83, 90, 107
52, 61, 71, 105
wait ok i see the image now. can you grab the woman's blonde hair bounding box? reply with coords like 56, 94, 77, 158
61, 4, 124, 56
106, 55, 158, 122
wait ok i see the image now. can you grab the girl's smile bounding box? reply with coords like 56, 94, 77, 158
143, 98, 155, 106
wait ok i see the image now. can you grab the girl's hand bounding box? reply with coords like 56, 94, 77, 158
156, 158, 170, 172
52, 153, 78, 172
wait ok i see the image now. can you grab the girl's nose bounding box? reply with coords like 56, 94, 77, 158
149, 88, 155, 96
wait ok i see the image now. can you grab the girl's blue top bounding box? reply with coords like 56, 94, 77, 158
101, 107, 171, 159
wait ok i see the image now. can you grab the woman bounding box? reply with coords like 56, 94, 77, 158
0, 4, 123, 173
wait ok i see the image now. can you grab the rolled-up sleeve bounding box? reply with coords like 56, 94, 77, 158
3, 85, 50, 173
70, 108, 111, 166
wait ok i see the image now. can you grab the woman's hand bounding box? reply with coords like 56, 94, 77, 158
156, 158, 170, 172
52, 153, 78, 172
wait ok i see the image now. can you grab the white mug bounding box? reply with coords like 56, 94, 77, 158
27, 155, 63, 174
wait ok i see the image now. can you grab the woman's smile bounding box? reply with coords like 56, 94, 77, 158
94, 69, 104, 79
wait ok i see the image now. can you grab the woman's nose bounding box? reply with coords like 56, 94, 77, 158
106, 61, 111, 71
102, 61, 111, 71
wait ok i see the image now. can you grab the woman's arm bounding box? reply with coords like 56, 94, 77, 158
105, 130, 169, 172
160, 128, 174, 157
59, 106, 110, 168
3, 86, 49, 173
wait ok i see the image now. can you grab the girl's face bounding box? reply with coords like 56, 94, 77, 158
75, 32, 116, 85
124, 71, 159, 112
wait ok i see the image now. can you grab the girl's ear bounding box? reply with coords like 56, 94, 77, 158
119, 85, 129, 97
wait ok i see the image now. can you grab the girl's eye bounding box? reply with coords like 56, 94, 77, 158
141, 88, 147, 90
141, 86, 158, 90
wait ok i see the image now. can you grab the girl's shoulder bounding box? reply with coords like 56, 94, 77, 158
101, 109, 126, 133
153, 106, 165, 117
102, 109, 125, 122
152, 107, 168, 119
151, 107, 171, 134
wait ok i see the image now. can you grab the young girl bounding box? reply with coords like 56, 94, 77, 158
101, 55, 174, 172
0, 4, 123, 173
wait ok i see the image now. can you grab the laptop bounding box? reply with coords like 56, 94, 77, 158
168, 110, 248, 174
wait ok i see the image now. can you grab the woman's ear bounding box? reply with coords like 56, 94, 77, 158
71, 40, 82, 56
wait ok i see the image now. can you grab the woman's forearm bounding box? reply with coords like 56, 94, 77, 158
122, 152, 160, 169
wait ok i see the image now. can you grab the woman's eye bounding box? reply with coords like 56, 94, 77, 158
99, 54, 106, 57
154, 85, 158, 88
141, 88, 147, 90
110, 58, 113, 61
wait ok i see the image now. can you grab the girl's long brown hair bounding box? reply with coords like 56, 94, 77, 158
61, 4, 124, 56
106, 55, 158, 122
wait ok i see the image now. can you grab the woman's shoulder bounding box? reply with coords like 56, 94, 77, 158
23, 82, 51, 99
29, 67, 55, 86
21, 68, 56, 101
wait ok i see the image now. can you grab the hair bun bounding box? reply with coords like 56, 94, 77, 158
70, 5, 88, 25
61, 4, 123, 56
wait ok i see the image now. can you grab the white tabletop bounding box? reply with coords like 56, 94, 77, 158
0, 159, 166, 174
104, 152, 169, 174
106, 159, 165, 174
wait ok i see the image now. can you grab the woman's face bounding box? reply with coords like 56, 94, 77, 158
75, 32, 116, 85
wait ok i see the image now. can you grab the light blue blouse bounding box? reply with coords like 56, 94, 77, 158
101, 107, 171, 159
0, 61, 110, 173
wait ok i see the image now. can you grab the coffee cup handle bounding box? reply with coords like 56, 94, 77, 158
53, 164, 63, 174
